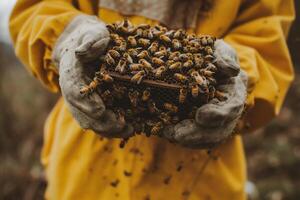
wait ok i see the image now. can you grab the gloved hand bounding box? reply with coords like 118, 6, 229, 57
53, 15, 134, 138
163, 40, 248, 149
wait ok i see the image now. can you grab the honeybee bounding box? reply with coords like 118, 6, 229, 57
137, 50, 151, 60
106, 24, 116, 32
172, 39, 182, 50
131, 70, 146, 84
143, 29, 154, 39
204, 55, 214, 62
201, 69, 215, 77
137, 23, 151, 30
208, 86, 216, 99
205, 63, 217, 72
169, 51, 180, 60
114, 38, 123, 46
179, 87, 188, 103
123, 52, 133, 64
151, 29, 164, 38
169, 62, 182, 70
115, 58, 127, 74
179, 54, 189, 62
139, 59, 153, 71
118, 41, 127, 52
159, 45, 167, 52
105, 53, 115, 65
190, 71, 204, 85
127, 48, 139, 57
205, 46, 214, 55
108, 49, 121, 59
189, 40, 201, 49
194, 54, 204, 68
160, 34, 171, 43
174, 29, 185, 39
164, 103, 178, 113
128, 90, 140, 107
148, 100, 159, 114
110, 33, 120, 41
207, 77, 217, 85
154, 49, 168, 57
150, 122, 163, 135
207, 37, 215, 45
165, 30, 175, 38
159, 112, 172, 125
201, 37, 208, 46
138, 38, 151, 47
127, 36, 137, 47
80, 77, 101, 95
135, 28, 144, 37
183, 60, 194, 68
96, 71, 114, 83
152, 57, 165, 66
174, 73, 188, 83
215, 90, 227, 101
153, 66, 167, 78
190, 84, 200, 98
142, 88, 151, 102
148, 41, 159, 54
187, 33, 196, 40
129, 63, 143, 71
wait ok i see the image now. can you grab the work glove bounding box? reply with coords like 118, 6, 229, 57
53, 15, 134, 138
163, 40, 248, 149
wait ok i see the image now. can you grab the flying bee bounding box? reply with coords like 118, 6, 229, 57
154, 49, 168, 57
128, 90, 140, 107
127, 36, 137, 47
179, 87, 188, 103
129, 63, 143, 71
190, 84, 200, 98
105, 53, 115, 65
137, 50, 151, 60
215, 90, 227, 101
115, 58, 127, 74
148, 41, 159, 54
164, 103, 178, 113
172, 39, 182, 50
153, 66, 167, 78
159, 34, 171, 43
107, 49, 121, 59
169, 51, 180, 60
127, 48, 139, 57
131, 70, 146, 84
123, 52, 133, 64
205, 46, 214, 55
138, 38, 151, 47
174, 73, 188, 83
80, 77, 101, 95
152, 57, 164, 66
150, 122, 163, 135
139, 59, 153, 71
96, 71, 114, 83
148, 100, 160, 114
159, 112, 172, 125
169, 62, 182, 70
142, 88, 151, 102
183, 60, 194, 68
190, 71, 204, 85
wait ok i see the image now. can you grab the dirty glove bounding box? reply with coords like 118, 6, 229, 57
163, 40, 248, 149
53, 15, 134, 138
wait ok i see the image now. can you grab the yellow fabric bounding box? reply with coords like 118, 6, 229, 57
9, 0, 295, 199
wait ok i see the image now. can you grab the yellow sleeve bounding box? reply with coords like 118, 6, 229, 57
225, 0, 295, 130
9, 0, 98, 92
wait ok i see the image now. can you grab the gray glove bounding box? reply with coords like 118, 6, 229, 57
53, 15, 134, 138
163, 40, 248, 148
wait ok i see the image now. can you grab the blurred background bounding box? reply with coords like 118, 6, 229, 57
0, 1, 299, 200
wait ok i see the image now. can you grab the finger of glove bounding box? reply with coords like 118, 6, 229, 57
214, 39, 240, 78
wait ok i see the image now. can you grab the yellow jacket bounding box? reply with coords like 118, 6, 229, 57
9, 0, 295, 199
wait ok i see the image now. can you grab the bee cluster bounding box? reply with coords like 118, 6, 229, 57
81, 20, 226, 138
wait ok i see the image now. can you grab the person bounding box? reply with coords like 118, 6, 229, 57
9, 0, 295, 199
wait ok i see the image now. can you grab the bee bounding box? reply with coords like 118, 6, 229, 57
152, 57, 165, 66
80, 77, 101, 95
148, 41, 159, 54
154, 49, 168, 57
142, 88, 151, 102
190, 71, 204, 85
169, 62, 182, 70
135, 28, 144, 37
174, 73, 188, 83
115, 58, 127, 74
208, 86, 216, 99
105, 53, 115, 65
182, 46, 190, 53
194, 54, 204, 67
114, 38, 123, 46
179, 87, 188, 103
131, 70, 146, 84
150, 122, 163, 135
187, 33, 196, 40
172, 39, 182, 50
205, 63, 217, 72
179, 54, 189, 62
169, 51, 180, 60
207, 77, 217, 85
129, 63, 143, 71
110, 33, 120, 41
108, 49, 121, 59
137, 50, 151, 60
123, 52, 133, 64
138, 38, 151, 47
164, 103, 178, 113
215, 90, 227, 101
106, 24, 117, 32
174, 29, 185, 39
151, 29, 164, 38
118, 41, 127, 52
183, 60, 194, 68
159, 34, 171, 43
115, 109, 126, 125
143, 29, 154, 39
127, 48, 139, 57
96, 71, 114, 83
159, 45, 167, 52
181, 38, 189, 45
191, 84, 200, 97
207, 37, 215, 45
189, 40, 201, 49
127, 36, 137, 47
137, 23, 151, 29
201, 37, 208, 46
159, 112, 172, 125
153, 66, 167, 78
128, 90, 140, 107
201, 69, 215, 77
205, 46, 214, 55
154, 24, 167, 32
165, 30, 175, 38
204, 55, 214, 62
166, 60, 175, 67
148, 100, 159, 114
139, 59, 153, 71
